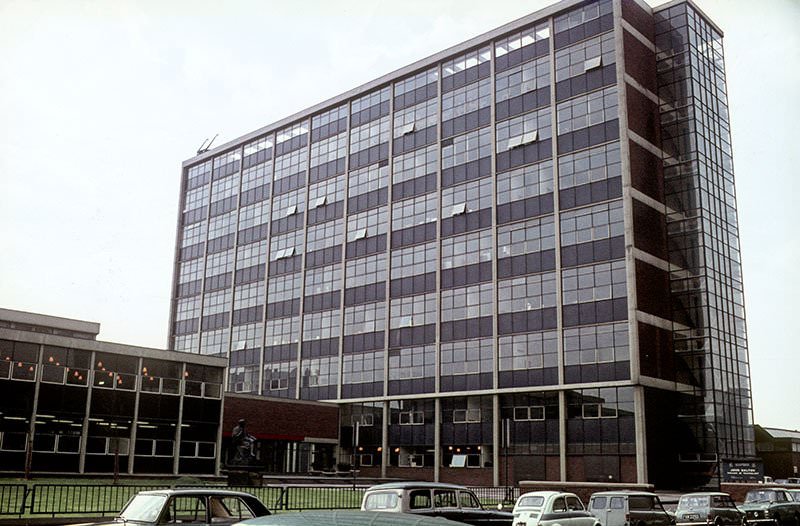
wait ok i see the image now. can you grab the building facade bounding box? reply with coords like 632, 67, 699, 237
168, 0, 753, 488
755, 426, 800, 481
0, 308, 225, 475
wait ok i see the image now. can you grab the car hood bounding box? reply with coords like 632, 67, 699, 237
739, 503, 771, 510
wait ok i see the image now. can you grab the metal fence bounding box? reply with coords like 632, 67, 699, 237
0, 484, 27, 516
0, 483, 517, 518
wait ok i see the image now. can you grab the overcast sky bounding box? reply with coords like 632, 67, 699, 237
1, 0, 797, 430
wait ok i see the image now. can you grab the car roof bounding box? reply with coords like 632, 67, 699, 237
591, 491, 658, 497
680, 492, 730, 497
238, 510, 470, 525
366, 481, 471, 491
518, 491, 567, 499
136, 488, 259, 498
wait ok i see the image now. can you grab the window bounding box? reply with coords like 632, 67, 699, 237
497, 160, 554, 206
169, 496, 208, 524
513, 405, 545, 421
399, 411, 424, 425
496, 107, 551, 153
560, 200, 624, 246
442, 127, 492, 169
496, 55, 550, 103
495, 23, 550, 58
441, 78, 490, 121
389, 345, 435, 381
555, 31, 615, 81
364, 492, 399, 511
393, 144, 437, 184
561, 261, 627, 304
453, 409, 481, 423
440, 339, 493, 377
441, 230, 492, 269
441, 177, 492, 218
558, 142, 621, 190
556, 86, 618, 135
394, 98, 437, 137
497, 272, 557, 313
442, 47, 490, 78
554, 0, 612, 33
499, 331, 558, 372
434, 490, 459, 509
409, 490, 432, 509
564, 322, 629, 366
497, 215, 556, 259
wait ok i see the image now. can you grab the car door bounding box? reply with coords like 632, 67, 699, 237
589, 495, 609, 526
457, 489, 498, 526
164, 495, 208, 524
607, 496, 628, 526
565, 495, 595, 526
434, 489, 464, 524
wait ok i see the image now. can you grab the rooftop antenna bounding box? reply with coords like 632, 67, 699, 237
196, 133, 219, 155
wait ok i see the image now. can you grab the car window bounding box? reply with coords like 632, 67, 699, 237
520, 496, 546, 508
680, 496, 709, 509
364, 492, 399, 511
591, 497, 607, 510
629, 496, 654, 510
459, 491, 481, 509
610, 497, 625, 510
121, 495, 168, 522
209, 496, 255, 521
567, 497, 584, 511
434, 490, 458, 509
410, 490, 432, 510
553, 497, 567, 513
167, 496, 207, 524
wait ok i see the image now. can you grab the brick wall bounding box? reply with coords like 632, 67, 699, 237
222, 393, 339, 440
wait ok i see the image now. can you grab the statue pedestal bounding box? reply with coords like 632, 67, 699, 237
227, 470, 262, 486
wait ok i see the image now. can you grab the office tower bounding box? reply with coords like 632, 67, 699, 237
168, 0, 753, 487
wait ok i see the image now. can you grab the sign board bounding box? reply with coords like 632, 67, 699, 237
722, 460, 763, 482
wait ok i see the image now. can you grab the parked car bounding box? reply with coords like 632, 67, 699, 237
235, 510, 473, 525
674, 492, 744, 526
739, 488, 800, 526
512, 491, 600, 526
588, 491, 673, 526
361, 481, 513, 526
88, 488, 270, 525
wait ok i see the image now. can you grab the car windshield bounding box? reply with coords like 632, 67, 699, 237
120, 494, 168, 522
679, 496, 710, 509
517, 496, 545, 508
364, 492, 399, 511
745, 491, 777, 503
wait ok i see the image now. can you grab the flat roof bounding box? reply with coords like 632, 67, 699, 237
0, 307, 100, 336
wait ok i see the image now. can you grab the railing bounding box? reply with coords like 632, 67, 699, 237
28, 484, 164, 517
0, 483, 516, 517
0, 484, 27, 516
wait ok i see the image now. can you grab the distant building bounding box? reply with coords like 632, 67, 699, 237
167, 0, 753, 488
755, 426, 800, 480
